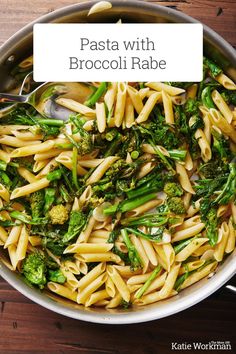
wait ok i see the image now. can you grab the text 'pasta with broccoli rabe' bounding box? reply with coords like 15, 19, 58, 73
0, 54, 235, 309
33, 24, 203, 82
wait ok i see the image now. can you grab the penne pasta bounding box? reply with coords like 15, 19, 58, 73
56, 97, 96, 117
77, 272, 107, 304
175, 163, 195, 194
10, 178, 50, 199
47, 282, 77, 302
10, 140, 55, 158
86, 156, 119, 185
158, 263, 181, 299
136, 92, 161, 123
0, 68, 235, 310
212, 90, 233, 123
107, 265, 130, 302
215, 73, 236, 90
172, 223, 205, 242
96, 102, 106, 133
145, 82, 185, 96
162, 91, 174, 124
114, 82, 127, 127
127, 85, 144, 114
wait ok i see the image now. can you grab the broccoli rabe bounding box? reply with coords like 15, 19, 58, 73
120, 129, 141, 158
196, 160, 236, 206
62, 210, 87, 243
203, 57, 222, 78
164, 182, 183, 197
49, 205, 69, 224
13, 156, 34, 172
22, 252, 47, 289
41, 229, 65, 256
184, 98, 200, 116
48, 269, 66, 284
30, 190, 44, 219
69, 115, 94, 155
121, 229, 142, 270
189, 115, 204, 133
221, 90, 236, 105
104, 192, 157, 216
106, 159, 139, 179
201, 86, 215, 109
0, 171, 11, 188
116, 179, 135, 195
44, 188, 56, 213
84, 82, 107, 107
199, 161, 228, 179
200, 200, 218, 246
10, 210, 48, 225
194, 175, 226, 199
174, 106, 189, 136
167, 197, 186, 215
139, 121, 180, 150
213, 161, 236, 205
212, 128, 232, 161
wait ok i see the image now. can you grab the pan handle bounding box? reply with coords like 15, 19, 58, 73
225, 285, 236, 294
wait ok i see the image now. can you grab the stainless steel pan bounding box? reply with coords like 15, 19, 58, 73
0, 0, 235, 324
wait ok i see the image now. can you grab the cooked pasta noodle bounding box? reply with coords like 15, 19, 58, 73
0, 57, 235, 311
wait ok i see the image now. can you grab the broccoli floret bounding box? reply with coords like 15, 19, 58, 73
62, 210, 87, 243
175, 106, 189, 136
0, 171, 11, 188
121, 229, 142, 270
48, 269, 66, 284
189, 116, 204, 133
200, 201, 218, 246
164, 182, 183, 197
93, 182, 113, 195
116, 179, 135, 195
22, 252, 47, 289
30, 190, 44, 219
199, 161, 228, 179
78, 135, 93, 155
196, 161, 235, 207
13, 156, 34, 172
212, 130, 232, 161
120, 129, 141, 158
203, 57, 222, 78
213, 161, 236, 205
195, 175, 226, 199
49, 205, 69, 224
89, 195, 106, 209
150, 123, 180, 149
69, 115, 94, 155
106, 159, 140, 179
184, 98, 199, 116
41, 229, 65, 256
221, 90, 236, 105
106, 160, 126, 177
167, 197, 186, 214
138, 120, 180, 150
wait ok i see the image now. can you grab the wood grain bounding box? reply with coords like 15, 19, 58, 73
0, 0, 236, 47
0, 1, 236, 353
1, 276, 236, 353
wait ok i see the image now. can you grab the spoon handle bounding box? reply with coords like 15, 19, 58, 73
0, 93, 28, 103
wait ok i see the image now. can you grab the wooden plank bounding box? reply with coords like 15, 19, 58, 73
0, 0, 235, 46
0, 1, 236, 353
0, 285, 235, 353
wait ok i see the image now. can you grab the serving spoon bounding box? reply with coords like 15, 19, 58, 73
0, 72, 94, 121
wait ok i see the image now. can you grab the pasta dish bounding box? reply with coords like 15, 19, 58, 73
0, 56, 235, 309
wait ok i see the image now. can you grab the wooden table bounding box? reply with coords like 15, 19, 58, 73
0, 1, 236, 353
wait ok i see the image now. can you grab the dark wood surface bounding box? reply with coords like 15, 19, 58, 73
1, 1, 236, 353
